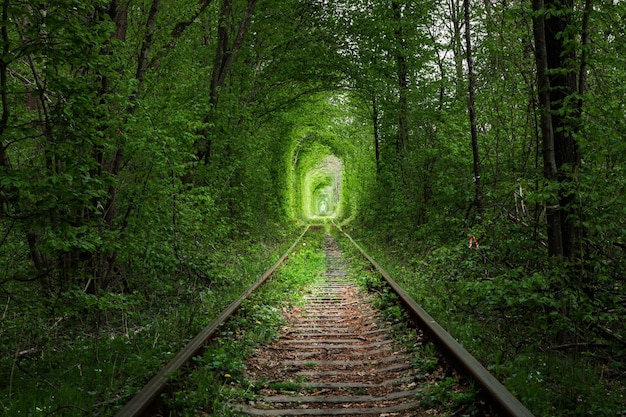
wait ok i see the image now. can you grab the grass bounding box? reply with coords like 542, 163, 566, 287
331, 228, 485, 416
0, 226, 305, 417
164, 226, 328, 415
267, 381, 302, 392
337, 226, 626, 417
416, 377, 477, 410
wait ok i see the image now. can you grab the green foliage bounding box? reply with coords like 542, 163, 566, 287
341, 3, 626, 412
267, 381, 302, 392
166, 227, 327, 415
417, 377, 477, 411
347, 225, 626, 416
0, 0, 625, 415
284, 92, 375, 222
498, 351, 625, 416
335, 229, 483, 416
0, 228, 299, 416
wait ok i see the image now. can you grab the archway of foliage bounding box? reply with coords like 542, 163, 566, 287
1, 0, 625, 415
283, 93, 375, 223
0, 1, 352, 415
301, 150, 342, 219
305, 155, 342, 218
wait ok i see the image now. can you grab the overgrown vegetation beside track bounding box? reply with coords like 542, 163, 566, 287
332, 228, 487, 416
0, 224, 303, 416
165, 226, 327, 416
177, 226, 488, 417
2, 1, 626, 416
340, 225, 626, 416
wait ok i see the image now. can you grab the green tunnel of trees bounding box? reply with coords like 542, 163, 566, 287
1, 0, 625, 415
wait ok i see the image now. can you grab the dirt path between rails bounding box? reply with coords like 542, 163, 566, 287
234, 234, 479, 416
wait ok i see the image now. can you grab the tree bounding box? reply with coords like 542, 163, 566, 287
532, 0, 581, 258
196, 0, 258, 165
463, 0, 483, 221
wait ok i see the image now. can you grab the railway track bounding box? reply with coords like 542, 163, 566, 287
114, 225, 534, 417
238, 235, 422, 415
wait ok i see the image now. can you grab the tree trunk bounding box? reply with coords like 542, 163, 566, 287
532, 0, 581, 258
135, 0, 160, 91
449, 0, 465, 100
198, 0, 259, 165
533, 0, 562, 257
0, 0, 11, 171
372, 95, 381, 175
392, 0, 409, 154
463, 0, 483, 221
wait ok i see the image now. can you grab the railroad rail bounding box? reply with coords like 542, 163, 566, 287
113, 226, 310, 417
237, 233, 422, 415
114, 224, 534, 417
334, 224, 535, 417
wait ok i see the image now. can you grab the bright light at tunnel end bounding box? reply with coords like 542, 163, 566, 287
304, 155, 343, 219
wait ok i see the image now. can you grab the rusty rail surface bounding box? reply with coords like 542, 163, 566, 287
334, 224, 534, 417
114, 225, 310, 417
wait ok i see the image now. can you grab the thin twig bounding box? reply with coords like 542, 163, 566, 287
43, 405, 90, 416
551, 342, 609, 351
2, 295, 8, 319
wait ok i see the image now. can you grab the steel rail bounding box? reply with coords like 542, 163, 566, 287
114, 225, 310, 417
335, 224, 534, 417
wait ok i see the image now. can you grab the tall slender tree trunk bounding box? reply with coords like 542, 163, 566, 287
392, 0, 409, 154
533, 0, 562, 257
532, 0, 581, 258
463, 0, 483, 221
449, 0, 465, 100
197, 0, 258, 165
372, 95, 381, 176
0, 0, 12, 171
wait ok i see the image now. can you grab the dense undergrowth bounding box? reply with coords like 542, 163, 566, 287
333, 228, 487, 416
342, 223, 626, 416
168, 224, 487, 416
0, 223, 303, 416
165, 226, 327, 416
